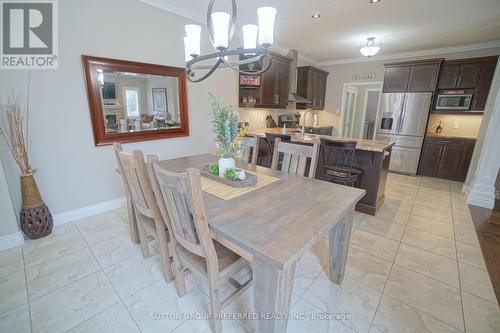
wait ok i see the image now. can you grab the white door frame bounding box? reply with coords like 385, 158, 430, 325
359, 87, 382, 139
339, 81, 383, 137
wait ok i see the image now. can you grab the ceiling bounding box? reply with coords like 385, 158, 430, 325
142, 0, 500, 63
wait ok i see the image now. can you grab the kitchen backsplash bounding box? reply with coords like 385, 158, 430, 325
238, 108, 338, 129
427, 114, 483, 138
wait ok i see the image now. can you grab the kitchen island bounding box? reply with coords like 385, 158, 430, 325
248, 128, 395, 215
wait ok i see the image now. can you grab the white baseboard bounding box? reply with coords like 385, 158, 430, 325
0, 197, 127, 251
53, 196, 127, 226
467, 183, 495, 209
0, 232, 24, 251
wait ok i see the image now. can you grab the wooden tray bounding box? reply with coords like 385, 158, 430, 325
200, 165, 257, 187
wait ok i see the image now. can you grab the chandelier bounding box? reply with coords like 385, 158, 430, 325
183, 0, 277, 82
360, 37, 382, 57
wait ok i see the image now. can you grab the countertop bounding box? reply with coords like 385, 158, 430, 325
248, 128, 395, 153
425, 133, 477, 140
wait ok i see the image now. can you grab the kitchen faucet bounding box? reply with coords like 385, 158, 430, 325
301, 108, 313, 135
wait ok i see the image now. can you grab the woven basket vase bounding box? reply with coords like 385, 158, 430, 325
20, 174, 53, 239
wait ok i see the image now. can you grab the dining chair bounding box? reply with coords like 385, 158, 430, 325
270, 138, 320, 179
320, 138, 362, 187
151, 162, 252, 333
113, 143, 139, 244
237, 134, 259, 166
115, 146, 174, 282
263, 132, 291, 167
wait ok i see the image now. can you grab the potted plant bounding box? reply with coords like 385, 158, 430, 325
209, 94, 246, 177
0, 89, 53, 239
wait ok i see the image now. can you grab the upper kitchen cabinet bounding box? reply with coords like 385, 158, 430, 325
383, 59, 442, 93
434, 56, 498, 113
239, 53, 291, 109
296, 66, 329, 110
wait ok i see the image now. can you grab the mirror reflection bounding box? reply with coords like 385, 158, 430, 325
96, 69, 181, 134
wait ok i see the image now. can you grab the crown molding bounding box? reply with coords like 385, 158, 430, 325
318, 40, 500, 67
140, 0, 321, 67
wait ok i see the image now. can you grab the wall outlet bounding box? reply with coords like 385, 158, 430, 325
453, 122, 459, 129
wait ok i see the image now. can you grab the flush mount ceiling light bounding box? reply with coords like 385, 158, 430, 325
360, 37, 382, 57
369, 0, 381, 3
312, 13, 321, 19
183, 0, 277, 83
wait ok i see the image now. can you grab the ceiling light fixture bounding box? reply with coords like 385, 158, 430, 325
360, 37, 381, 57
312, 13, 320, 19
369, 0, 381, 3
183, 0, 277, 83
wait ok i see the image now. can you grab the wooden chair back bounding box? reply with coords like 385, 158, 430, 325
151, 162, 217, 260
116, 148, 160, 219
237, 135, 259, 166
270, 138, 319, 178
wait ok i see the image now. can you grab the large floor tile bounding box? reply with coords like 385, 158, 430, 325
456, 241, 486, 269
30, 271, 120, 333
419, 178, 450, 192
384, 265, 463, 330
77, 214, 130, 245
459, 262, 497, 303
353, 211, 368, 230
302, 273, 381, 333
287, 298, 356, 333
69, 302, 140, 333
453, 211, 475, 230
349, 229, 400, 262
370, 295, 461, 333
357, 216, 406, 241
0, 270, 28, 314
26, 247, 100, 299
293, 257, 325, 297
23, 225, 87, 267
407, 215, 454, 239
374, 199, 412, 224
0, 246, 23, 278
170, 305, 247, 333
90, 233, 147, 268
104, 253, 163, 299
124, 279, 208, 333
411, 204, 453, 224
0, 303, 31, 333
462, 292, 500, 333
454, 225, 480, 248
345, 248, 392, 292
401, 227, 456, 259
394, 244, 459, 288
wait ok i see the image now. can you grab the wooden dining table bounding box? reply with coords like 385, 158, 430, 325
158, 154, 366, 333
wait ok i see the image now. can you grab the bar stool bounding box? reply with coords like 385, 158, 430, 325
320, 138, 362, 187
263, 133, 291, 167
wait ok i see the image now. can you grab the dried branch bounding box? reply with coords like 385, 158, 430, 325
0, 89, 31, 175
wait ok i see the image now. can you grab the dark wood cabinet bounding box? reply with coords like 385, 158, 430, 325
418, 136, 476, 181
383, 59, 442, 93
456, 62, 481, 88
437, 64, 460, 89
239, 53, 291, 109
296, 66, 329, 110
471, 59, 498, 111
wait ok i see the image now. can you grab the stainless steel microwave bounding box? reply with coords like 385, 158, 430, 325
435, 93, 472, 110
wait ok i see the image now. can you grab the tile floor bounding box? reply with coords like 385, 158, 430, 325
1, 173, 500, 333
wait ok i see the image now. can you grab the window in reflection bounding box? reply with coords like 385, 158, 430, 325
98, 70, 181, 134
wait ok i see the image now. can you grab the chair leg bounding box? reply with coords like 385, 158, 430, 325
154, 218, 174, 282
173, 257, 187, 297
126, 196, 140, 244
135, 214, 150, 258
208, 279, 222, 333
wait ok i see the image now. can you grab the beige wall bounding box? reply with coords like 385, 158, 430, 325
0, 0, 238, 225
0, 159, 18, 238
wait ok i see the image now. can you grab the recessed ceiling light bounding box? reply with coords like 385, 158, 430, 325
369, 0, 381, 3
312, 13, 320, 19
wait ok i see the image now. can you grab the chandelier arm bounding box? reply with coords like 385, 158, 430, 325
187, 58, 223, 83
186, 48, 269, 67
220, 53, 272, 76
207, 0, 237, 51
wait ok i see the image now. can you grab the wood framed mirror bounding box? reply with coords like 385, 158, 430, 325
82, 55, 189, 146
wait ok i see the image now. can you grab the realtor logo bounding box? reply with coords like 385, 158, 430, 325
1, 0, 58, 69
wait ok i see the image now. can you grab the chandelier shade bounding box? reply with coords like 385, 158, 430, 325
183, 0, 276, 83
360, 37, 381, 57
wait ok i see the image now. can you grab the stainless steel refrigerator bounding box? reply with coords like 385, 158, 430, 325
376, 92, 432, 175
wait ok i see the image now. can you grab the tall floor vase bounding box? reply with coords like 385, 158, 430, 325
20, 174, 53, 239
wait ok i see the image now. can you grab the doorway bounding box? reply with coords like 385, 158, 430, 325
340, 81, 383, 139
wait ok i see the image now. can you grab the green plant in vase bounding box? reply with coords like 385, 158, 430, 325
210, 94, 244, 176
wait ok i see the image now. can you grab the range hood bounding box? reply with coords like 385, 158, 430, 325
288, 50, 312, 104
